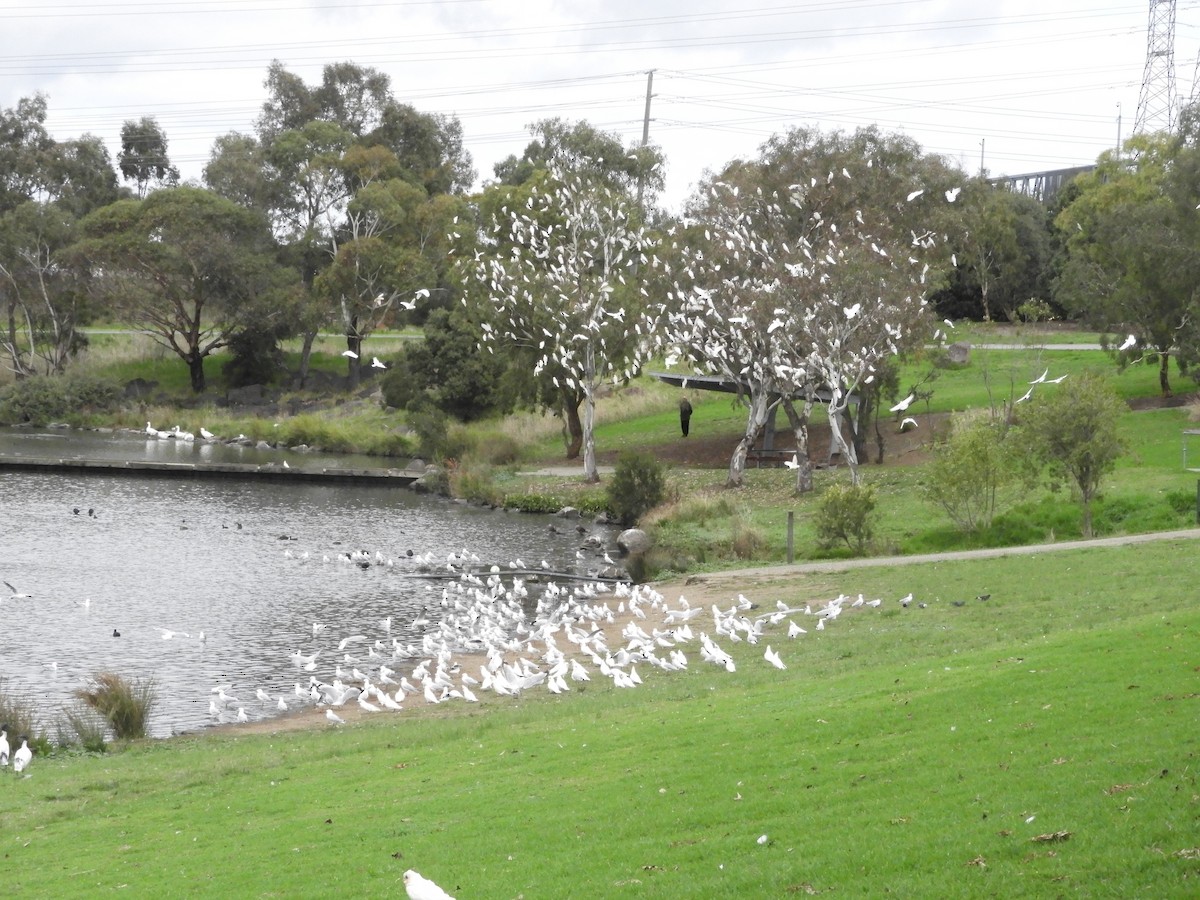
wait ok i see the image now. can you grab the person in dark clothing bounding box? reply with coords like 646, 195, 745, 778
679, 398, 693, 437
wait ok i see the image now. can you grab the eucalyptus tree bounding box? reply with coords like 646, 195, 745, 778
117, 116, 179, 198
72, 187, 293, 392
1055, 116, 1200, 397
473, 119, 666, 459
205, 61, 474, 384
0, 94, 120, 376
461, 160, 662, 483
665, 170, 943, 489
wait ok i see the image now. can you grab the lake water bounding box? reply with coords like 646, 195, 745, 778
0, 430, 613, 737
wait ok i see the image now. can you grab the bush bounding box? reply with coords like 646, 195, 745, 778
61, 703, 108, 753
606, 451, 667, 526
925, 412, 1015, 532
74, 672, 157, 740
0, 373, 121, 425
0, 677, 42, 747
814, 481, 877, 554
406, 400, 450, 460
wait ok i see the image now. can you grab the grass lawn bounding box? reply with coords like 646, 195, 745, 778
6, 538, 1199, 897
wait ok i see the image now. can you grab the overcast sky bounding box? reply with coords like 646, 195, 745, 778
2, 1, 1196, 211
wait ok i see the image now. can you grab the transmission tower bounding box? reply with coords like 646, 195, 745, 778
1134, 0, 1177, 135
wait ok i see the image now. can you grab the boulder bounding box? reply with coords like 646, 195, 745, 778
947, 341, 971, 365
617, 528, 651, 557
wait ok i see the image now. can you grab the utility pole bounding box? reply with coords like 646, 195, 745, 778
1116, 102, 1123, 159
636, 69, 655, 210
979, 138, 985, 177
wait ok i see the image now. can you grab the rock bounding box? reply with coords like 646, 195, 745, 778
617, 528, 651, 557
255, 440, 273, 451
557, 506, 580, 518
593, 512, 614, 525
581, 535, 604, 550
947, 341, 971, 365
227, 383, 265, 405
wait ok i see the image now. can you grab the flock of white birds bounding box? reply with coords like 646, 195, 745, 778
192, 547, 907, 735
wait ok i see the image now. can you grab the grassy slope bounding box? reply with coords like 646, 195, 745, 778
8, 540, 1199, 897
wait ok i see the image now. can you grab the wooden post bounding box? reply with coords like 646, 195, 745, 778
786, 511, 795, 564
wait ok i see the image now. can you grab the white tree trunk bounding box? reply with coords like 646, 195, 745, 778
727, 388, 773, 488
827, 403, 861, 485
582, 344, 599, 483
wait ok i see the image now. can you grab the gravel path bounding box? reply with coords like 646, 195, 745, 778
674, 527, 1200, 587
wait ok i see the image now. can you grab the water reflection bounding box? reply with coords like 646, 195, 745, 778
0, 469, 608, 737
0, 425, 401, 471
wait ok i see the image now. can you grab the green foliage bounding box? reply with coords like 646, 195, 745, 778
606, 450, 667, 526
0, 373, 120, 425
814, 481, 877, 554
222, 324, 289, 388
925, 412, 1015, 532
449, 462, 504, 507
0, 677, 42, 746
61, 703, 109, 753
1016, 371, 1127, 538
381, 309, 514, 421
74, 673, 157, 741
405, 399, 449, 460
501, 493, 565, 514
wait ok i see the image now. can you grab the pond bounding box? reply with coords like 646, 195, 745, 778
0, 436, 613, 738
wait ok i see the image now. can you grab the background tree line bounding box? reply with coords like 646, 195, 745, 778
4, 61, 1200, 476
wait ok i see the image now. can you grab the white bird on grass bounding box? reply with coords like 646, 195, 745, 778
13, 737, 31, 774
764, 645, 787, 670
403, 869, 455, 900
1030, 368, 1049, 385
371, 357, 387, 369
1015, 386, 1034, 404
784, 454, 800, 470
325, 709, 345, 726
341, 349, 359, 359
0, 725, 8, 766
1046, 374, 1068, 384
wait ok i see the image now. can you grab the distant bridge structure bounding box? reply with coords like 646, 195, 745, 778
990, 165, 1095, 204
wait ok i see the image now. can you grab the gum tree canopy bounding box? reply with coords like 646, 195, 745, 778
72, 186, 291, 392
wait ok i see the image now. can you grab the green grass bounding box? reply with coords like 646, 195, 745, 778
8, 539, 1200, 896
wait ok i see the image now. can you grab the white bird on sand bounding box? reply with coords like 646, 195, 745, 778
403, 868, 455, 900
371, 356, 387, 369
325, 709, 345, 725
341, 349, 359, 359
1119, 334, 1136, 351
13, 737, 32, 773
764, 645, 787, 670
889, 393, 915, 413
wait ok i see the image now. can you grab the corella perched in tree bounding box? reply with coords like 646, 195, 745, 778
663, 172, 947, 487
458, 158, 663, 483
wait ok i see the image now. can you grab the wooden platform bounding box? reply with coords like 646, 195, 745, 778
0, 456, 419, 486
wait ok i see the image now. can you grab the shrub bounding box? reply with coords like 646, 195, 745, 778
406, 400, 450, 460
925, 412, 1015, 532
61, 703, 108, 753
0, 677, 41, 746
0, 373, 121, 425
814, 481, 877, 554
450, 462, 504, 507
75, 672, 157, 740
730, 514, 768, 560
606, 451, 667, 526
